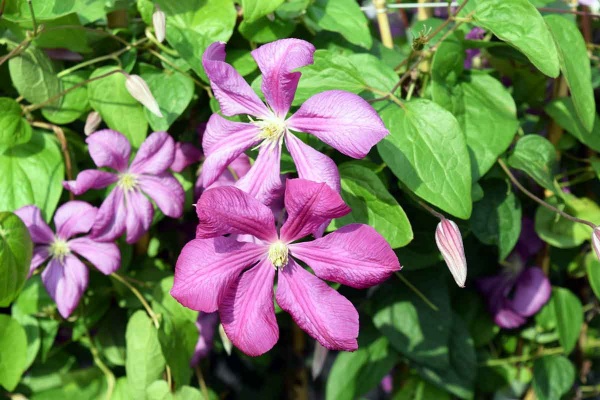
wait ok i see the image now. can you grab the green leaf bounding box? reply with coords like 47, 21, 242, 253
471, 0, 559, 77
0, 97, 32, 149
11, 306, 40, 370
146, 381, 208, 400
532, 355, 575, 400
139, 64, 194, 132
0, 131, 64, 220
88, 66, 148, 148
126, 310, 166, 400
8, 45, 61, 107
470, 180, 521, 260
0, 211, 33, 307
305, 0, 372, 49
242, 0, 284, 22
508, 135, 558, 192
392, 374, 451, 400
545, 15, 596, 132
377, 100, 472, 219
0, 314, 28, 391
551, 287, 583, 354
585, 253, 600, 302
2, 0, 86, 21
239, 15, 295, 43
42, 71, 89, 125
546, 97, 600, 152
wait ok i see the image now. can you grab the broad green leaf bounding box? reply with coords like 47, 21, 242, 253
546, 98, 600, 152
532, 355, 575, 400
146, 380, 207, 400
545, 15, 595, 132
96, 312, 127, 366
241, 0, 284, 22
0, 314, 28, 391
140, 64, 194, 132
586, 253, 600, 301
551, 287, 583, 354
8, 45, 61, 107
471, 0, 559, 77
0, 97, 32, 149
239, 15, 295, 43
0, 212, 32, 307
0, 131, 64, 220
305, 0, 372, 49
11, 305, 40, 369
453, 291, 498, 348
2, 0, 86, 20
42, 71, 89, 125
470, 180, 521, 260
88, 66, 148, 148
508, 135, 557, 192
431, 36, 465, 94
330, 163, 413, 248
392, 374, 451, 400
126, 310, 166, 400
377, 100, 472, 219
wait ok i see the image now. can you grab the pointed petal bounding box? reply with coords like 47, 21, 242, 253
130, 131, 175, 174
280, 179, 350, 243
435, 218, 467, 287
203, 42, 270, 117
69, 237, 121, 275
54, 201, 97, 240
200, 114, 260, 188
290, 224, 400, 288
509, 267, 551, 317
235, 143, 284, 205
494, 305, 527, 329
220, 258, 278, 356
171, 237, 266, 312
275, 259, 358, 351
287, 90, 389, 158
63, 170, 118, 195
285, 133, 340, 192
138, 173, 184, 218
86, 129, 131, 171
191, 312, 219, 365
14, 205, 54, 244
31, 246, 50, 273
171, 142, 202, 173
124, 190, 154, 244
42, 256, 88, 319
91, 188, 127, 242
251, 39, 315, 118
195, 185, 278, 241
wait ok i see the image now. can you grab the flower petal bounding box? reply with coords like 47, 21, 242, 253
130, 131, 175, 175
171, 142, 203, 173
42, 256, 88, 319
91, 188, 127, 242
275, 259, 358, 351
435, 218, 467, 288
290, 224, 400, 288
31, 246, 50, 273
280, 179, 350, 243
203, 42, 270, 118
54, 201, 97, 240
86, 129, 131, 171
191, 312, 219, 366
251, 39, 315, 118
200, 114, 260, 188
14, 205, 54, 244
287, 90, 389, 158
171, 237, 266, 312
63, 170, 118, 195
285, 133, 340, 192
235, 143, 284, 205
494, 305, 527, 329
509, 267, 551, 317
196, 186, 278, 241
220, 258, 278, 356
68, 237, 121, 275
124, 190, 154, 244
138, 173, 184, 218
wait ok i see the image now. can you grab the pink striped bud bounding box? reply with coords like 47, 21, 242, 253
592, 226, 600, 261
153, 7, 166, 43
84, 111, 102, 136
124, 74, 163, 117
435, 218, 467, 287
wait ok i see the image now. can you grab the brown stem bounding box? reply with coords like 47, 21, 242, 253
0, 38, 31, 66
194, 366, 210, 400
30, 121, 74, 192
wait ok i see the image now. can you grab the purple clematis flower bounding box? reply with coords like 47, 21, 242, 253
171, 179, 400, 356
464, 27, 486, 69
191, 312, 219, 366
200, 39, 389, 205
15, 202, 121, 318
64, 130, 185, 244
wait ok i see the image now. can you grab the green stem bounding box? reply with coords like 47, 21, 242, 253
481, 347, 564, 366
395, 272, 439, 312
111, 273, 160, 329
145, 27, 178, 56
58, 53, 121, 78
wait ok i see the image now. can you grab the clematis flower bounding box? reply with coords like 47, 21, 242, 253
64, 130, 184, 244
200, 39, 389, 205
190, 312, 219, 366
14, 202, 120, 318
171, 142, 203, 173
464, 27, 486, 69
171, 179, 401, 356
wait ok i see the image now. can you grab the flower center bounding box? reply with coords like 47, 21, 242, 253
252, 116, 287, 143
118, 172, 139, 191
268, 241, 289, 269
49, 238, 70, 261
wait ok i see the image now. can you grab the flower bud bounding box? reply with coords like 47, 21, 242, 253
153, 7, 166, 43
124, 74, 163, 117
84, 111, 102, 136
592, 226, 600, 261
435, 218, 467, 287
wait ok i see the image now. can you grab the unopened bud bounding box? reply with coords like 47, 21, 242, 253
84, 111, 102, 136
592, 226, 600, 261
153, 7, 166, 43
311, 342, 328, 380
124, 74, 163, 117
218, 323, 232, 356
435, 218, 467, 287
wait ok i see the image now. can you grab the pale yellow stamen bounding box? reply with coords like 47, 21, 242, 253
118, 172, 139, 191
50, 238, 70, 261
251, 116, 287, 144
268, 241, 289, 269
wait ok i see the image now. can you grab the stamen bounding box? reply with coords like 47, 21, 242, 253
118, 172, 139, 191
49, 238, 70, 261
251, 116, 287, 144
268, 241, 289, 269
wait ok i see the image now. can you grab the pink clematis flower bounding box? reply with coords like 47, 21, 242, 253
63, 130, 184, 244
15, 202, 120, 318
171, 179, 401, 356
200, 39, 389, 204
